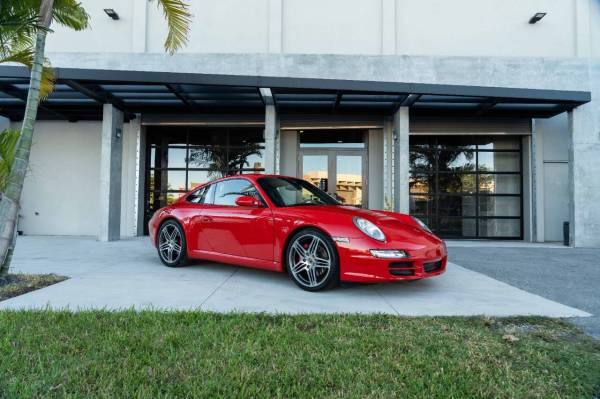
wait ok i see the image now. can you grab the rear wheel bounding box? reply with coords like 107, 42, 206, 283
285, 228, 339, 292
157, 220, 188, 267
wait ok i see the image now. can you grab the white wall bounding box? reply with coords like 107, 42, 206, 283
282, 0, 382, 55
146, 0, 270, 53
46, 0, 136, 53
18, 121, 102, 236
44, 0, 585, 58
16, 120, 139, 237
534, 114, 570, 242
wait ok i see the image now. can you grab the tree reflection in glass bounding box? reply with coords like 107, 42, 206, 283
188, 143, 262, 178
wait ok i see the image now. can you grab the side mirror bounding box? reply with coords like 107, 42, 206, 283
235, 195, 262, 208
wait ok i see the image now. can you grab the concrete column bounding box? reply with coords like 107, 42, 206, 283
368, 129, 384, 210
531, 121, 545, 242
381, 0, 396, 55
280, 129, 298, 177
264, 104, 280, 174
268, 0, 283, 53
135, 119, 146, 236
568, 104, 600, 247
393, 107, 409, 213
383, 118, 393, 210
99, 104, 124, 241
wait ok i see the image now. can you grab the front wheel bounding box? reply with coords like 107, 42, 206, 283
157, 220, 188, 267
285, 228, 339, 292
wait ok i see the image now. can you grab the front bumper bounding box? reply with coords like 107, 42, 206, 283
336, 237, 447, 283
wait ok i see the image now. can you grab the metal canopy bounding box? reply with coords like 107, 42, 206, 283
0, 65, 591, 122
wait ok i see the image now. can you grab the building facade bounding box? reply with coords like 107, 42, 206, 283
1, 0, 600, 246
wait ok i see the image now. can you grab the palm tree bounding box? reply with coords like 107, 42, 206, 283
0, 129, 20, 192
0, 0, 192, 274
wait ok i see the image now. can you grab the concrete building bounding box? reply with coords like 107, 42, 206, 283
0, 0, 599, 246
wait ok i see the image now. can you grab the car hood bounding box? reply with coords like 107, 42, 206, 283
281, 205, 441, 245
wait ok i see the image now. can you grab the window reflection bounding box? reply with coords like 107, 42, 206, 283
145, 127, 266, 231
409, 135, 522, 239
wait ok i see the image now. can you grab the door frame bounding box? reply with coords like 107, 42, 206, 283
297, 148, 369, 208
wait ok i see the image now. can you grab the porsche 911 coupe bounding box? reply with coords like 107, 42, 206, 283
149, 174, 447, 291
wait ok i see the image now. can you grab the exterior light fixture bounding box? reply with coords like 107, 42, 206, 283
104, 9, 120, 20
529, 12, 546, 24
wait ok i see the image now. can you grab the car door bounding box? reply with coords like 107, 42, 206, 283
184, 183, 215, 253
201, 178, 274, 261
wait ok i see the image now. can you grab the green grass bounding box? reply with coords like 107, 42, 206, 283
0, 312, 599, 398
0, 274, 67, 302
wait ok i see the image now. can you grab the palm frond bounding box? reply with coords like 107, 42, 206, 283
52, 0, 90, 30
39, 63, 55, 100
154, 0, 192, 54
0, 130, 20, 192
0, 48, 35, 66
0, 48, 55, 99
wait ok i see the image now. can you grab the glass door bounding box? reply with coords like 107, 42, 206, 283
300, 150, 366, 207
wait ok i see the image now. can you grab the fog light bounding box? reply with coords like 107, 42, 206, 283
369, 249, 409, 259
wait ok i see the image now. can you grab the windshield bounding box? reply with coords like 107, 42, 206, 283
257, 177, 340, 207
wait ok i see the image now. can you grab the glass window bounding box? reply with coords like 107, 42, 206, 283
477, 137, 520, 150
409, 148, 436, 172
187, 183, 215, 204
479, 174, 521, 194
410, 195, 433, 217
258, 177, 339, 207
166, 170, 186, 192
479, 196, 521, 217
187, 170, 211, 190
228, 147, 264, 174
408, 135, 522, 239
214, 179, 260, 206
437, 195, 476, 217
437, 217, 476, 238
188, 146, 227, 171
166, 192, 184, 205
409, 173, 433, 194
477, 152, 520, 172
167, 147, 187, 168
144, 126, 266, 234
438, 150, 476, 172
479, 219, 520, 238
438, 173, 476, 194
187, 186, 206, 204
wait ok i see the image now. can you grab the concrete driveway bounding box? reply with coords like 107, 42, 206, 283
0, 236, 590, 318
448, 242, 600, 339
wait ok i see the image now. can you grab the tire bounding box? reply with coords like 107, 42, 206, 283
285, 228, 339, 292
156, 220, 188, 267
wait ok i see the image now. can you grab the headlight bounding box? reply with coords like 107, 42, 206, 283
412, 216, 432, 233
353, 217, 386, 242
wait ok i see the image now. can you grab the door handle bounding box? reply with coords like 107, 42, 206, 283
202, 216, 212, 223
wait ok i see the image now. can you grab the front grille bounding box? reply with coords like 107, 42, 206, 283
389, 269, 415, 276
423, 260, 442, 273
389, 261, 415, 277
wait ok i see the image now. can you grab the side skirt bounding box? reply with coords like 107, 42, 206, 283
190, 249, 283, 272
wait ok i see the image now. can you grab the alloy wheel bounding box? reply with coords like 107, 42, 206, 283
288, 233, 332, 288
158, 223, 183, 263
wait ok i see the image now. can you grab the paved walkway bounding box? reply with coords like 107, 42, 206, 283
0, 236, 589, 318
449, 245, 600, 339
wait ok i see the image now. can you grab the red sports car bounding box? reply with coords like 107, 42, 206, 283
149, 174, 447, 291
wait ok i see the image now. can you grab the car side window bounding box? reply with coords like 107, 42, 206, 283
213, 179, 263, 206
187, 183, 215, 204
